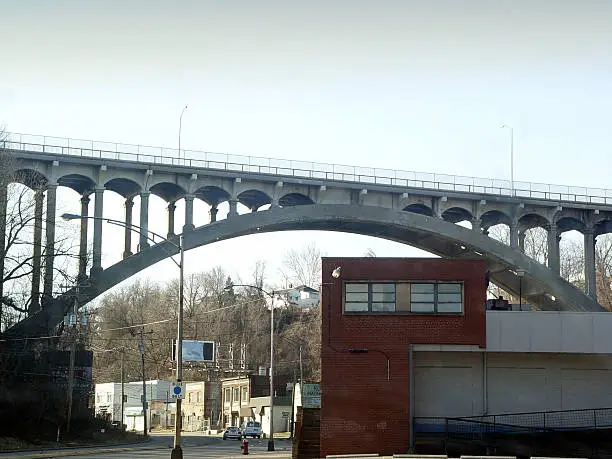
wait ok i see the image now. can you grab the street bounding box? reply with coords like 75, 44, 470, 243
0, 434, 292, 459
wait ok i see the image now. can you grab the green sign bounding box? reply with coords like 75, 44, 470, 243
301, 383, 321, 408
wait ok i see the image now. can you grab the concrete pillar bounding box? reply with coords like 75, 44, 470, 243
584, 229, 597, 301
471, 218, 481, 232
547, 225, 560, 275
43, 184, 57, 305
30, 190, 44, 315
0, 183, 7, 317
123, 197, 134, 259
228, 198, 238, 218
209, 205, 218, 223
138, 192, 150, 251
91, 188, 104, 277
509, 223, 519, 248
518, 229, 526, 253
78, 194, 90, 280
167, 202, 176, 238
183, 194, 195, 232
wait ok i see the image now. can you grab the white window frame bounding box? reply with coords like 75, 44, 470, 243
343, 281, 463, 314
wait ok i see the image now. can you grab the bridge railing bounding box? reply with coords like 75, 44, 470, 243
3, 132, 612, 205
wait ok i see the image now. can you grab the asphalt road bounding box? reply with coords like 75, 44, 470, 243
0, 433, 292, 459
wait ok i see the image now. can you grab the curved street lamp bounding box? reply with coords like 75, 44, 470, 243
61, 213, 186, 459
225, 283, 291, 452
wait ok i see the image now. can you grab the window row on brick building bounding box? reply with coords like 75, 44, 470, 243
344, 281, 463, 314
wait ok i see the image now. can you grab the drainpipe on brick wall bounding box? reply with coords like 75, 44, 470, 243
482, 350, 488, 415
408, 344, 414, 452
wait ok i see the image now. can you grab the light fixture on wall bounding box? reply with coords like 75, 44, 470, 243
331, 267, 341, 278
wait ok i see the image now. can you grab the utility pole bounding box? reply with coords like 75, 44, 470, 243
65, 288, 78, 434
139, 328, 148, 437
299, 345, 303, 385
121, 351, 125, 431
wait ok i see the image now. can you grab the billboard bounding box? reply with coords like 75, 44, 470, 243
172, 340, 215, 362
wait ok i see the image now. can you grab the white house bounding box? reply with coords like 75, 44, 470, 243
284, 286, 320, 309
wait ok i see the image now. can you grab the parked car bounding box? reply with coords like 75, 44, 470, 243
241, 420, 262, 438
223, 426, 242, 440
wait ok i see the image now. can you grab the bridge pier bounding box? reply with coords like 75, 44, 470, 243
78, 194, 90, 280
547, 225, 561, 275
183, 194, 195, 232
228, 198, 238, 218
123, 197, 134, 258
42, 184, 57, 306
167, 202, 176, 238
509, 223, 519, 248
91, 188, 104, 278
584, 229, 597, 301
29, 190, 44, 315
518, 229, 526, 252
138, 192, 150, 250
209, 205, 218, 223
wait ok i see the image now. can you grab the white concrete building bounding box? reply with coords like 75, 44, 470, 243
94, 379, 173, 431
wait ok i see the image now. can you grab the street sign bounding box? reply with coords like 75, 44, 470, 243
171, 382, 184, 399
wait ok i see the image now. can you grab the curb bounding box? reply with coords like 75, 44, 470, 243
0, 444, 165, 459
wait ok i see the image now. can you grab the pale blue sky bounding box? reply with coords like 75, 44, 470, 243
2, 0, 612, 291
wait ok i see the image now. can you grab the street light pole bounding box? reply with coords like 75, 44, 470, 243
501, 124, 515, 196
268, 293, 275, 451
225, 284, 293, 452
60, 213, 185, 459
172, 233, 185, 459
179, 105, 188, 160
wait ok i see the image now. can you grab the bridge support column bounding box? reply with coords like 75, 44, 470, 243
547, 226, 560, 275
43, 184, 57, 306
518, 229, 526, 253
509, 224, 519, 248
228, 199, 238, 218
0, 183, 7, 322
91, 188, 105, 278
167, 202, 176, 238
30, 189, 44, 315
183, 194, 195, 232
138, 192, 150, 251
471, 218, 481, 232
584, 229, 597, 301
123, 197, 134, 259
209, 205, 218, 223
78, 194, 90, 280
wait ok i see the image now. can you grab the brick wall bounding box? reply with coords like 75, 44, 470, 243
320, 257, 486, 457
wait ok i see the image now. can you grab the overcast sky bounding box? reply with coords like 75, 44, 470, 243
2, 0, 612, 292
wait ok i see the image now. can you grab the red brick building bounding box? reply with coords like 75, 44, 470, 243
320, 257, 487, 457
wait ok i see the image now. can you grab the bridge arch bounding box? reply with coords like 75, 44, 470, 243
194, 185, 231, 206
79, 205, 602, 315
403, 203, 433, 216
279, 193, 314, 207
238, 189, 272, 211
104, 177, 142, 198
518, 212, 550, 230
441, 206, 473, 225
149, 182, 186, 203
57, 173, 96, 195
13, 169, 48, 189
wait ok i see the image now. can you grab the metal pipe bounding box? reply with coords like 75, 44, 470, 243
408, 344, 414, 452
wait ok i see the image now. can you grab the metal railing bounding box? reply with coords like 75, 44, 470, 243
3, 132, 612, 205
415, 406, 612, 437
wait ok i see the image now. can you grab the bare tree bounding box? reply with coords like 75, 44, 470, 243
280, 242, 322, 288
